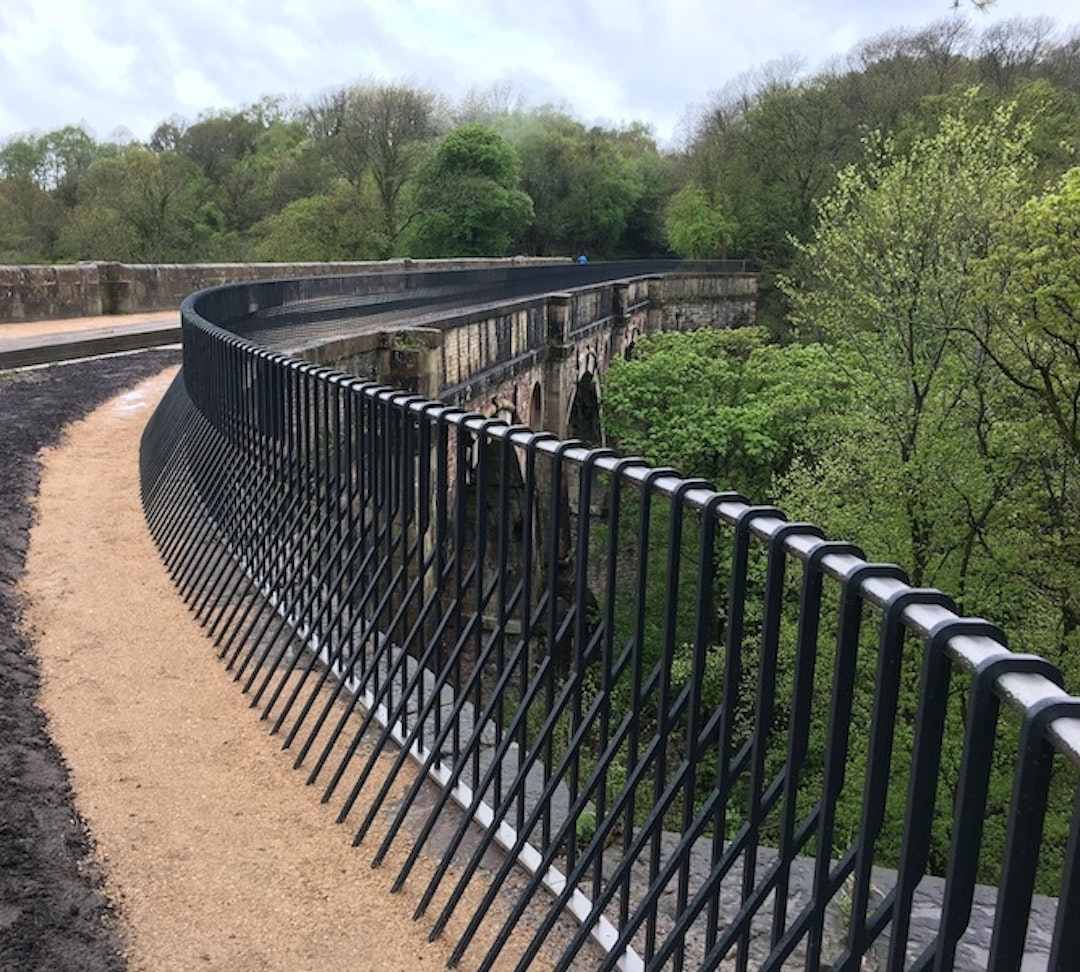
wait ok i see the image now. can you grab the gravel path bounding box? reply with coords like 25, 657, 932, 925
0, 350, 181, 971
1, 349, 565, 972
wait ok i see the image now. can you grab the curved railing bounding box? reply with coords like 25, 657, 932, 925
140, 263, 1079, 971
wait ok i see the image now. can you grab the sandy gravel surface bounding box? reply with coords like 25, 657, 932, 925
2, 351, 185, 972
16, 364, 553, 972
0, 312, 178, 344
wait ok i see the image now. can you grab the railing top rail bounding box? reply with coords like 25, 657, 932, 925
178, 266, 1080, 775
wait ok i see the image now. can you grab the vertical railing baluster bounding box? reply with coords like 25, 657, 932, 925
988, 697, 1080, 970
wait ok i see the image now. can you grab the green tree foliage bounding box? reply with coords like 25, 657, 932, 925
782, 94, 1038, 589
406, 124, 533, 257
57, 145, 205, 262
177, 111, 261, 183
663, 181, 734, 258
0, 137, 43, 182
602, 328, 852, 500
509, 111, 664, 258
253, 180, 387, 261
966, 166, 1080, 651
0, 176, 63, 261
0, 125, 106, 195
1, 16, 1077, 267
679, 16, 1078, 333
774, 96, 1080, 888
979, 167, 1080, 459
307, 83, 443, 256
174, 109, 264, 234
556, 127, 643, 257
609, 123, 673, 257
682, 65, 862, 332
841, 20, 976, 131
511, 111, 579, 254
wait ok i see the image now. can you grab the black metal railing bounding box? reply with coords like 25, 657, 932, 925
140, 267, 1079, 971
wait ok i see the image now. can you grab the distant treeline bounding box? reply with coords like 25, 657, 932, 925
2, 16, 1077, 317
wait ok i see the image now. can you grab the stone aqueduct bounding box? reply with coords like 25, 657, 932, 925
7, 259, 1074, 969
0, 258, 757, 440
292, 265, 757, 441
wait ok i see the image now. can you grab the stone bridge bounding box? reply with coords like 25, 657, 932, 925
267, 261, 757, 441
0, 260, 755, 438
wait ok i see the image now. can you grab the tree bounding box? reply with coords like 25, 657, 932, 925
776, 91, 1080, 889
58, 146, 203, 262
453, 80, 529, 127
977, 15, 1057, 93
901, 76, 1080, 188
843, 21, 976, 130
406, 124, 532, 257
683, 66, 859, 331
308, 83, 443, 256
559, 127, 645, 257
602, 328, 852, 501
965, 166, 1080, 650
510, 112, 655, 257
177, 111, 261, 183
149, 116, 187, 153
252, 180, 386, 261
511, 111, 579, 254
979, 167, 1080, 459
0, 125, 113, 218
0, 176, 63, 261
664, 182, 734, 259
612, 126, 675, 257
0, 137, 43, 182
782, 93, 1038, 592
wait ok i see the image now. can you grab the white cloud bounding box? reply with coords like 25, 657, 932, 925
1, 0, 1077, 144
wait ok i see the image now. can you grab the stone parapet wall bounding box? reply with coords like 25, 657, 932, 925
649, 271, 757, 331
300, 271, 756, 423
655, 272, 757, 300
0, 264, 104, 321
659, 299, 755, 331
0, 257, 568, 324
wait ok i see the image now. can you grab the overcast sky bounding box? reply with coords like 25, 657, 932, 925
1, 0, 1078, 148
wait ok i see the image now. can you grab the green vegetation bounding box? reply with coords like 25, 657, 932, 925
5, 15, 1075, 270
0, 85, 677, 263
663, 182, 735, 259
603, 328, 852, 501
405, 124, 533, 257
598, 50, 1080, 889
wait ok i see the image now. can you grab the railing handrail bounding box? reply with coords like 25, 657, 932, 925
142, 264, 1078, 971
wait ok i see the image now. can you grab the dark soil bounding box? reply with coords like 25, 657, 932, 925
0, 349, 181, 972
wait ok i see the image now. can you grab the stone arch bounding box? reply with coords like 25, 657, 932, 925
567, 371, 602, 448
624, 322, 646, 361
455, 399, 533, 637
529, 382, 543, 432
